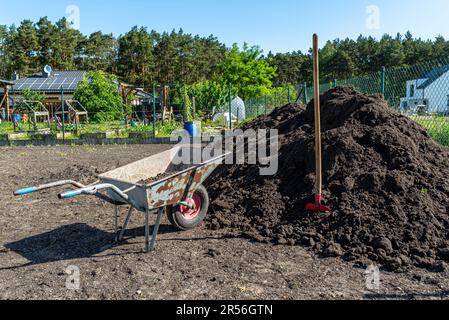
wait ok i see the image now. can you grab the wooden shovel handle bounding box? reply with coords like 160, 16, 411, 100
313, 34, 322, 197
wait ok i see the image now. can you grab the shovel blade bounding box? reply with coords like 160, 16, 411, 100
305, 203, 331, 213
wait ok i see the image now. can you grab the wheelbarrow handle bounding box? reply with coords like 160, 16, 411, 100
58, 183, 130, 202
14, 187, 39, 196
14, 180, 86, 196
58, 187, 95, 199
59, 184, 145, 211
59, 190, 83, 199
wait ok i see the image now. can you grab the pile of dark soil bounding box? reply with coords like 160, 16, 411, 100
206, 86, 449, 271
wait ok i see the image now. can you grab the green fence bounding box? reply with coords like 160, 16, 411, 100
342, 58, 449, 146
244, 85, 302, 120
244, 58, 449, 146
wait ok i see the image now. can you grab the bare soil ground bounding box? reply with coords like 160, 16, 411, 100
0, 145, 448, 300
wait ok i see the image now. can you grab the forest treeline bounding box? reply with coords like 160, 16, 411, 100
1, 17, 449, 89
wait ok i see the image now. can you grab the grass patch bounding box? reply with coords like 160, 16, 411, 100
0, 119, 219, 139
410, 115, 449, 146
0, 122, 14, 135
154, 120, 183, 138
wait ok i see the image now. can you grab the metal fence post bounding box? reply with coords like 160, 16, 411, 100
152, 84, 156, 139
192, 96, 196, 119
265, 92, 268, 115
228, 83, 232, 129
272, 92, 275, 111
334, 79, 337, 88
287, 86, 291, 103
380, 66, 386, 97
303, 82, 308, 104
60, 86, 65, 142
264, 95, 268, 116
161, 85, 166, 126
183, 85, 187, 122
236, 106, 239, 125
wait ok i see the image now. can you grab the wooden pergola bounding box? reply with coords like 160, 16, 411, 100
0, 79, 14, 121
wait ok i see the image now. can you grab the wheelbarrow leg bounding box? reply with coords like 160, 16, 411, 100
118, 206, 134, 242
144, 208, 150, 253
147, 208, 164, 253
114, 206, 119, 238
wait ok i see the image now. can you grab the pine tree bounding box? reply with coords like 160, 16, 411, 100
117, 26, 154, 87
0, 25, 11, 78
327, 49, 356, 79
9, 20, 39, 75
154, 30, 180, 85
36, 17, 57, 67
77, 31, 116, 72
53, 18, 84, 70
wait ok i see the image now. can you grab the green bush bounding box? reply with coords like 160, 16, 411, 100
184, 80, 230, 117
22, 89, 46, 103
155, 120, 183, 137
74, 71, 124, 122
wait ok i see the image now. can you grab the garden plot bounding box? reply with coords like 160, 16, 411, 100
0, 142, 448, 299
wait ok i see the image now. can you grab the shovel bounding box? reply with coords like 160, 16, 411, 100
305, 34, 331, 213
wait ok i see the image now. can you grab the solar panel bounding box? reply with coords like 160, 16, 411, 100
68, 77, 77, 89
48, 77, 58, 89
11, 71, 87, 92
60, 78, 67, 89
29, 79, 41, 90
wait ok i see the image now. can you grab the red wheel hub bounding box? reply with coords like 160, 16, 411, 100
180, 193, 202, 220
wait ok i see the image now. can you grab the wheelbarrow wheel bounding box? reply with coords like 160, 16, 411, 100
168, 184, 209, 231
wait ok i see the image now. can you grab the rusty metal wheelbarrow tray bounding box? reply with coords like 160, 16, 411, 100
93, 145, 223, 212
14, 146, 227, 253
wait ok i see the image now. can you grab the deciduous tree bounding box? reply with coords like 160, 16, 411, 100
217, 43, 277, 100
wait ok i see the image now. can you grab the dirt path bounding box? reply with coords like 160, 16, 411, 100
0, 145, 448, 300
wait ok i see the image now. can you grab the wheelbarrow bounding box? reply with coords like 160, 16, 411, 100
14, 146, 227, 253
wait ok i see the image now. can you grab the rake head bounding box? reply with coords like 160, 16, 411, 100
305, 195, 331, 213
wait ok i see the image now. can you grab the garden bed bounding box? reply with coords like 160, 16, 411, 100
1, 144, 448, 300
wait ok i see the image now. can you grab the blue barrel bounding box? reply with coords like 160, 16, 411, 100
184, 121, 198, 137
11, 114, 21, 123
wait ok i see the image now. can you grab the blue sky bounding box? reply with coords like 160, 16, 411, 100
1, 0, 449, 53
